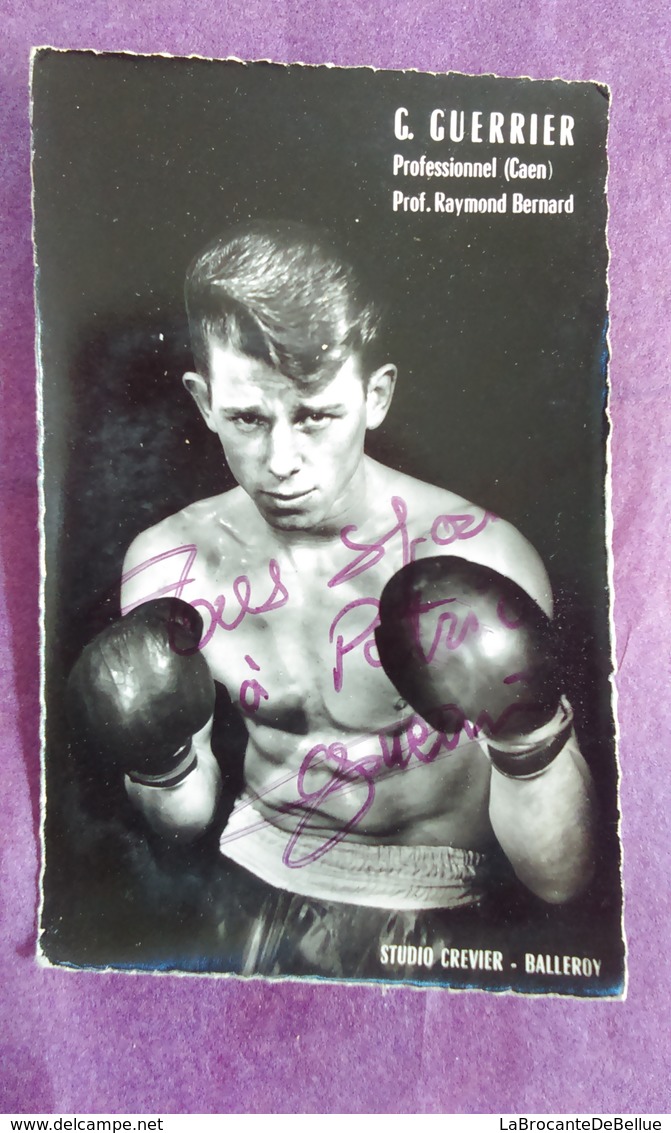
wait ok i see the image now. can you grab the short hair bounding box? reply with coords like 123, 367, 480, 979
185, 221, 385, 388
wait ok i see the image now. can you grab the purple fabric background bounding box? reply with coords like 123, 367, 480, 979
1, 0, 669, 1115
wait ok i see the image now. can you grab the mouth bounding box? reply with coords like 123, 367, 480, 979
261, 488, 315, 509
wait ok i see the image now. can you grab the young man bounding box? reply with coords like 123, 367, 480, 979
73, 221, 595, 977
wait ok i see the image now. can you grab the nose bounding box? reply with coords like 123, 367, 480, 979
266, 419, 302, 480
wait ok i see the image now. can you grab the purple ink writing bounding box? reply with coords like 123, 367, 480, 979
407, 596, 481, 665
431, 510, 497, 546
328, 497, 498, 589
121, 544, 198, 612
239, 654, 269, 714
328, 496, 411, 587
281, 742, 379, 868
194, 558, 289, 648
329, 597, 381, 692
122, 545, 289, 648
281, 711, 478, 867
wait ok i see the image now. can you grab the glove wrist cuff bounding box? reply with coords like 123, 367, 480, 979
488, 699, 573, 780
127, 741, 198, 788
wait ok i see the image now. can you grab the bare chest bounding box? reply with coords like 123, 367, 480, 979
194, 548, 405, 734
157, 503, 496, 845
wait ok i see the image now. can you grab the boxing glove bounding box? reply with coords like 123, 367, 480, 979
68, 597, 215, 785
375, 556, 571, 776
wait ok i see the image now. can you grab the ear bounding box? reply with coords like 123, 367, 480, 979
365, 364, 397, 430
183, 372, 216, 432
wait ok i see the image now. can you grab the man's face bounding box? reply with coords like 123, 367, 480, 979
185, 342, 395, 532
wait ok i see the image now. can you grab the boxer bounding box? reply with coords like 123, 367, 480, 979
69, 221, 595, 976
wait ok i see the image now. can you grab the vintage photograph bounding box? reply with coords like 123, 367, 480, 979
33, 50, 623, 993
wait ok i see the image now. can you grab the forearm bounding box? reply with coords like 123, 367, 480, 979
124, 718, 222, 841
68, 597, 220, 841
488, 728, 596, 904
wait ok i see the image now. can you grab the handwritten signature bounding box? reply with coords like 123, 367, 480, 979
280, 713, 471, 867
220, 703, 523, 869
121, 498, 502, 864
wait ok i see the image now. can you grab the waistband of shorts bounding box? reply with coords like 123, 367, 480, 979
219, 794, 488, 910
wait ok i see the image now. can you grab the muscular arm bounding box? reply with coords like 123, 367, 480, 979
487, 724, 595, 903
378, 513, 597, 904
124, 714, 222, 842
112, 525, 223, 841
478, 522, 596, 901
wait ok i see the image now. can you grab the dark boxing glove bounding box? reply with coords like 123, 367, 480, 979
375, 556, 572, 778
68, 598, 215, 786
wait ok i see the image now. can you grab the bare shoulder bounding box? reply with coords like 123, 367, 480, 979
371, 462, 553, 616
459, 510, 553, 616
121, 488, 251, 613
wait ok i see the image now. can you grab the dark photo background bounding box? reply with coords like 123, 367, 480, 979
32, 51, 621, 991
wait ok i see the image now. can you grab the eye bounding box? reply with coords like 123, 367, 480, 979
296, 410, 333, 430
229, 412, 266, 431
